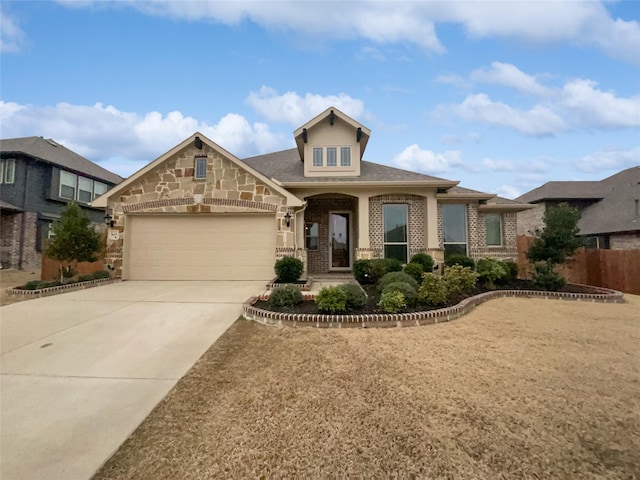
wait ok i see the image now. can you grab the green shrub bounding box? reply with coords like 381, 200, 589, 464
476, 258, 508, 289
409, 253, 434, 272
23, 280, 61, 290
353, 260, 373, 284
532, 262, 566, 291
403, 262, 424, 284
274, 256, 304, 283
92, 270, 111, 280
377, 271, 418, 292
443, 264, 478, 296
366, 258, 401, 284
269, 285, 304, 308
502, 261, 519, 283
378, 291, 406, 314
417, 273, 448, 306
339, 283, 367, 311
315, 286, 348, 313
78, 274, 93, 282
445, 253, 476, 270
381, 281, 417, 306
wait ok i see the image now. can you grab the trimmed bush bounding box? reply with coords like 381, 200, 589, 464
23, 280, 61, 290
377, 271, 418, 292
476, 258, 508, 289
366, 258, 402, 284
315, 286, 348, 313
381, 281, 417, 306
409, 253, 434, 272
353, 260, 373, 284
339, 283, 367, 311
378, 291, 406, 314
502, 261, 519, 283
403, 262, 424, 284
269, 285, 304, 308
78, 270, 111, 282
533, 262, 566, 291
443, 264, 478, 296
445, 253, 476, 270
417, 273, 448, 306
274, 256, 304, 283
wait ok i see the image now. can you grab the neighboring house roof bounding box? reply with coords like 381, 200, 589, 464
515, 180, 604, 203
577, 166, 640, 235
243, 148, 458, 187
0, 136, 123, 185
93, 133, 304, 208
480, 195, 536, 212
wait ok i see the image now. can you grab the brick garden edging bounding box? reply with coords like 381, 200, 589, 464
6, 277, 122, 298
243, 284, 624, 329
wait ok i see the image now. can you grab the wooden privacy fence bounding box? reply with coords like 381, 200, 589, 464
517, 235, 640, 295
41, 255, 105, 281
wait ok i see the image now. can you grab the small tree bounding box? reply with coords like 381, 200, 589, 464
46, 202, 103, 282
526, 203, 583, 290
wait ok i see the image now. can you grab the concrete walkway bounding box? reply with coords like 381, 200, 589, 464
0, 280, 264, 480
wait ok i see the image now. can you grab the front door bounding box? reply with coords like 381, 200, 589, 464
330, 212, 350, 269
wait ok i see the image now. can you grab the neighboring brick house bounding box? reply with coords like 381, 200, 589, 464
94, 107, 532, 280
0, 137, 123, 270
516, 166, 640, 250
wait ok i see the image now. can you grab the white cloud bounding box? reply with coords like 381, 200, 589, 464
577, 147, 640, 173
452, 94, 567, 136
435, 74, 472, 89
494, 185, 521, 199
470, 62, 554, 97
392, 144, 465, 174
53, 1, 640, 65
245, 86, 366, 126
440, 134, 464, 145
560, 79, 640, 129
0, 101, 285, 177
482, 158, 514, 172
0, 7, 26, 53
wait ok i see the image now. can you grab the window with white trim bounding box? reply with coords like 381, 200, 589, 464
194, 156, 207, 179
60, 171, 77, 200
340, 147, 351, 166
326, 147, 337, 166
313, 147, 323, 167
305, 222, 319, 250
0, 158, 15, 184
93, 181, 108, 199
78, 176, 93, 203
485, 213, 502, 246
442, 204, 468, 256
383, 204, 408, 263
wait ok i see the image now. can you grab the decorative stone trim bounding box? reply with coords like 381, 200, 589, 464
6, 278, 121, 298
265, 277, 313, 291
243, 284, 624, 329
123, 198, 194, 213
202, 197, 278, 212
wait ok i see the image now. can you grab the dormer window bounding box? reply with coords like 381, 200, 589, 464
309, 146, 352, 169
313, 148, 323, 167
340, 147, 351, 166
327, 147, 337, 166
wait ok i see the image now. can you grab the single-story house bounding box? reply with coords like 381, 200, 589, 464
93, 107, 532, 281
516, 166, 640, 250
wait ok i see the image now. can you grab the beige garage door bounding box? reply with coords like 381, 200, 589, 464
126, 214, 276, 280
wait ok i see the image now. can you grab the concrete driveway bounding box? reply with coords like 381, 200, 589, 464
0, 280, 264, 480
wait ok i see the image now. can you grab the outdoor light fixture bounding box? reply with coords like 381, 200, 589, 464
194, 136, 203, 149
284, 211, 292, 227
104, 212, 114, 228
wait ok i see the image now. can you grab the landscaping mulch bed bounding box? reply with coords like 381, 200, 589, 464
256, 280, 602, 314
93, 294, 640, 479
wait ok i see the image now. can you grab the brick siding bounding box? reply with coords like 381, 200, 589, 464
0, 211, 40, 270
369, 194, 425, 258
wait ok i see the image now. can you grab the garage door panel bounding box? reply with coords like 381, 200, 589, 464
127, 215, 276, 280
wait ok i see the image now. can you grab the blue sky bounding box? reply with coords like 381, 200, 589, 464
1, 0, 639, 198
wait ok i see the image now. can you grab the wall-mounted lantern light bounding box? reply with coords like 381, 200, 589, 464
104, 212, 114, 228
284, 211, 292, 227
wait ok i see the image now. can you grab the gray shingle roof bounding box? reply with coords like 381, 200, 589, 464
243, 148, 455, 184
577, 166, 640, 235
515, 181, 604, 203
0, 136, 123, 184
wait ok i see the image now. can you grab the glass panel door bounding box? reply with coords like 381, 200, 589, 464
330, 213, 350, 268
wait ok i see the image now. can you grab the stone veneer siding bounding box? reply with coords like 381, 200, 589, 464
369, 194, 425, 259
105, 144, 289, 278
305, 196, 358, 274
0, 211, 40, 270
438, 203, 518, 260
610, 232, 640, 250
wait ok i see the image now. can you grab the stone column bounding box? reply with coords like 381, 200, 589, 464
426, 192, 438, 249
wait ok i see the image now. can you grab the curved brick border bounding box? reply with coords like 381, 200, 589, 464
243, 284, 624, 329
6, 278, 122, 298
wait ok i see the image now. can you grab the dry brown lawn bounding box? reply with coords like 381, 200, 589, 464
0, 268, 40, 306
94, 295, 640, 480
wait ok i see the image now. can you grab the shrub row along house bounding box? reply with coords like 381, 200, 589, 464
0, 137, 123, 270
93, 107, 532, 281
